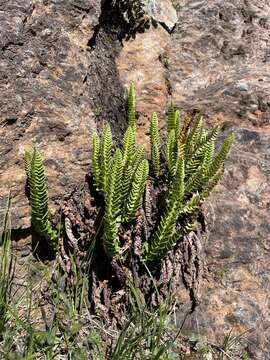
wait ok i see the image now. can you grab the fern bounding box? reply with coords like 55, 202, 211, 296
123, 125, 136, 167
166, 130, 178, 177
24, 148, 58, 251
127, 83, 136, 127
100, 125, 113, 195
150, 112, 160, 177
143, 158, 185, 262
125, 159, 149, 222
143, 110, 234, 262
89, 85, 234, 263
103, 149, 123, 257
92, 132, 101, 191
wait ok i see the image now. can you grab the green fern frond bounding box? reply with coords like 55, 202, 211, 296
166, 130, 178, 177
127, 83, 136, 127
150, 112, 160, 177
125, 159, 149, 222
167, 103, 180, 133
185, 126, 220, 177
143, 158, 185, 262
103, 149, 123, 257
25, 148, 58, 251
92, 132, 101, 191
122, 144, 145, 207
185, 141, 215, 194
100, 125, 113, 195
143, 201, 179, 262
185, 114, 203, 159
123, 125, 136, 167
205, 133, 235, 180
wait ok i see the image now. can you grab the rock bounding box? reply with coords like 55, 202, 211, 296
117, 25, 170, 150
167, 0, 270, 128
146, 0, 178, 32
0, 0, 102, 228
180, 128, 270, 359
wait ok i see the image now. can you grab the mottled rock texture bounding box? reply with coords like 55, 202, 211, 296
117, 26, 170, 149
180, 128, 270, 359
168, 0, 270, 128
0, 0, 103, 227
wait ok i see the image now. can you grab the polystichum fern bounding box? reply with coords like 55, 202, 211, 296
142, 107, 235, 262
91, 84, 148, 257
24, 148, 58, 251
90, 84, 234, 261
24, 84, 234, 264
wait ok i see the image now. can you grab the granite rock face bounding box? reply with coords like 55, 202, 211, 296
147, 0, 178, 32
0, 0, 101, 227
168, 0, 270, 128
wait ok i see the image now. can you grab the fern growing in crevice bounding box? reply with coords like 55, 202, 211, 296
25, 83, 234, 268
24, 147, 58, 251
91, 84, 148, 257
90, 84, 234, 262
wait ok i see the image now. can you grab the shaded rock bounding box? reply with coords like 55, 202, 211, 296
167, 0, 270, 128
180, 128, 270, 359
0, 0, 105, 229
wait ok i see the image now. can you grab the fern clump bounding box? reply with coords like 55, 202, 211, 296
91, 85, 149, 257
91, 84, 234, 262
24, 148, 58, 251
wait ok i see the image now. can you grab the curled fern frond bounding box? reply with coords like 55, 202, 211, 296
127, 83, 136, 127
150, 112, 160, 177
25, 148, 58, 251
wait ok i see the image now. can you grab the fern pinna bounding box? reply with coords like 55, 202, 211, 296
24, 148, 58, 251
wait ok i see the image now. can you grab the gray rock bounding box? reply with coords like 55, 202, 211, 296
168, 0, 270, 128
146, 0, 178, 32
0, 0, 102, 228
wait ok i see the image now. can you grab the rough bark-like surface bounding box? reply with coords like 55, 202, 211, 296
168, 0, 270, 127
